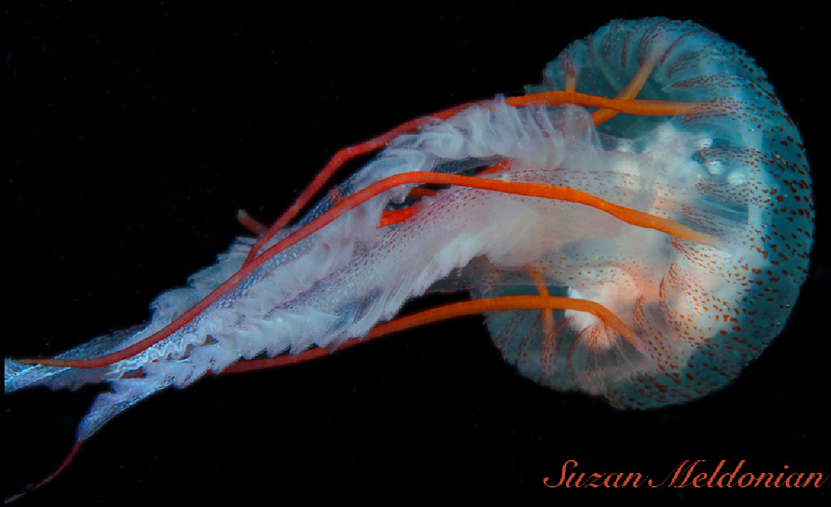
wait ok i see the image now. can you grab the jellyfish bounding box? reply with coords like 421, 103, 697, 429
4, 17, 813, 502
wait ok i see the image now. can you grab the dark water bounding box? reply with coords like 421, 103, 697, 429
4, 4, 827, 504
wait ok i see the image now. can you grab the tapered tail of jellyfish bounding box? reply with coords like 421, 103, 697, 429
4, 324, 147, 394
4, 338, 123, 503
5, 358, 86, 502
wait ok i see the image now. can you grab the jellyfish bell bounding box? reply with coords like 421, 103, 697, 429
477, 18, 813, 408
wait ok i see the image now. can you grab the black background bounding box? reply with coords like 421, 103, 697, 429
4, 2, 828, 505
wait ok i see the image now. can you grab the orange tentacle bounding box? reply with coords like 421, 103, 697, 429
236, 209, 268, 235
591, 48, 664, 124
243, 93, 700, 268
223, 295, 641, 375
507, 92, 701, 116
22, 170, 715, 369
241, 103, 473, 267
526, 267, 557, 354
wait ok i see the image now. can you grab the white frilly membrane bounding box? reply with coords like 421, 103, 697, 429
6, 99, 600, 440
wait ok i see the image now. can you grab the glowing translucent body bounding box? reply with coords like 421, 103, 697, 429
4, 17, 812, 454
477, 18, 814, 407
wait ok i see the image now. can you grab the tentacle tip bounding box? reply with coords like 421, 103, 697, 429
15, 357, 64, 368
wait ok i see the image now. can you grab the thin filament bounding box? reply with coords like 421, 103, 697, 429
3, 440, 83, 504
